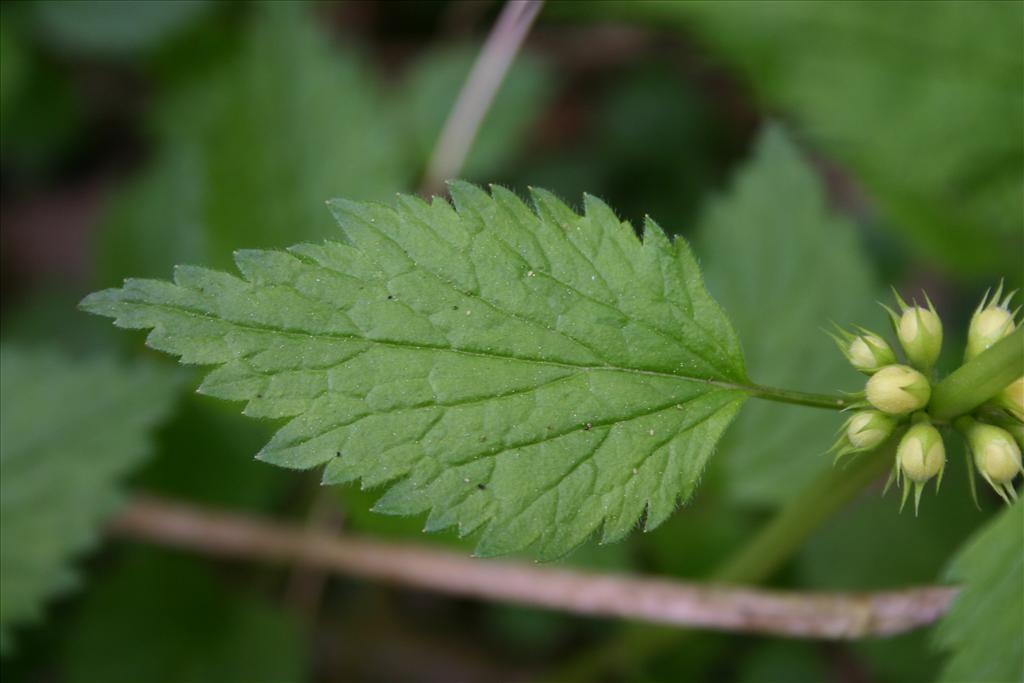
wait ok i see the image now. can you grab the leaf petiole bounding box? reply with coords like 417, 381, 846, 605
929, 327, 1023, 420
738, 383, 851, 410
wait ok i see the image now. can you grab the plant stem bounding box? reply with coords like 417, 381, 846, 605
110, 495, 954, 638
742, 383, 851, 410
713, 440, 895, 583
929, 327, 1023, 421
421, 0, 544, 194
743, 324, 1022, 415
552, 442, 895, 681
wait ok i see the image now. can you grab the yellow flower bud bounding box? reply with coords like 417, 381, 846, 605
965, 285, 1017, 361
896, 304, 942, 371
898, 423, 946, 484
865, 365, 931, 415
978, 437, 1022, 484
994, 376, 1024, 422
846, 410, 895, 450
962, 419, 1022, 504
829, 326, 897, 375
847, 334, 896, 374
896, 421, 946, 514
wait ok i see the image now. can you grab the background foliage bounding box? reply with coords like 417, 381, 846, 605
1, 2, 1020, 682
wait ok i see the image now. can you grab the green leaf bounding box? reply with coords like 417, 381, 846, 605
571, 1, 1024, 278
82, 183, 748, 560
96, 2, 409, 282
701, 125, 880, 505
933, 500, 1023, 683
0, 346, 178, 653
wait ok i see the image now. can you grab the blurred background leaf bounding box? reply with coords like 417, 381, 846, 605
565, 0, 1024, 281
33, 0, 211, 57
63, 549, 305, 683
517, 60, 740, 234
932, 499, 1023, 683
95, 4, 554, 284
95, 2, 408, 281
0, 346, 178, 652
700, 125, 882, 506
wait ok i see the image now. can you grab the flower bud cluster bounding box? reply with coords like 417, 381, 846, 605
830, 285, 1021, 512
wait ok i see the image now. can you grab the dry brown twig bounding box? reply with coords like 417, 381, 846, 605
111, 496, 959, 640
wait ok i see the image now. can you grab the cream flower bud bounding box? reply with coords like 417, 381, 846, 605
847, 334, 897, 374
866, 365, 931, 414
898, 423, 946, 484
896, 304, 942, 371
896, 421, 946, 514
846, 411, 896, 450
963, 420, 1022, 503
994, 376, 1024, 422
965, 285, 1017, 361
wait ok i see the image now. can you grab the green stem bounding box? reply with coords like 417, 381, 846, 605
929, 327, 1023, 421
743, 325, 1023, 415
550, 443, 895, 682
713, 441, 895, 583
742, 383, 850, 411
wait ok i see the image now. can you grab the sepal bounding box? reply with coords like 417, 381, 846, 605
829, 324, 897, 374
829, 410, 897, 462
895, 418, 946, 514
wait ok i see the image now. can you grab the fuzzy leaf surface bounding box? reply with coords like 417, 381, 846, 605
82, 184, 747, 559
0, 346, 178, 652
933, 500, 1023, 683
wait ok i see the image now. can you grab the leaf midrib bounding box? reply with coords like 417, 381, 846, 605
129, 297, 753, 394
354, 208, 736, 381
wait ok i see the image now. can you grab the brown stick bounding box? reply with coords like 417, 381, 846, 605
109, 496, 959, 639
